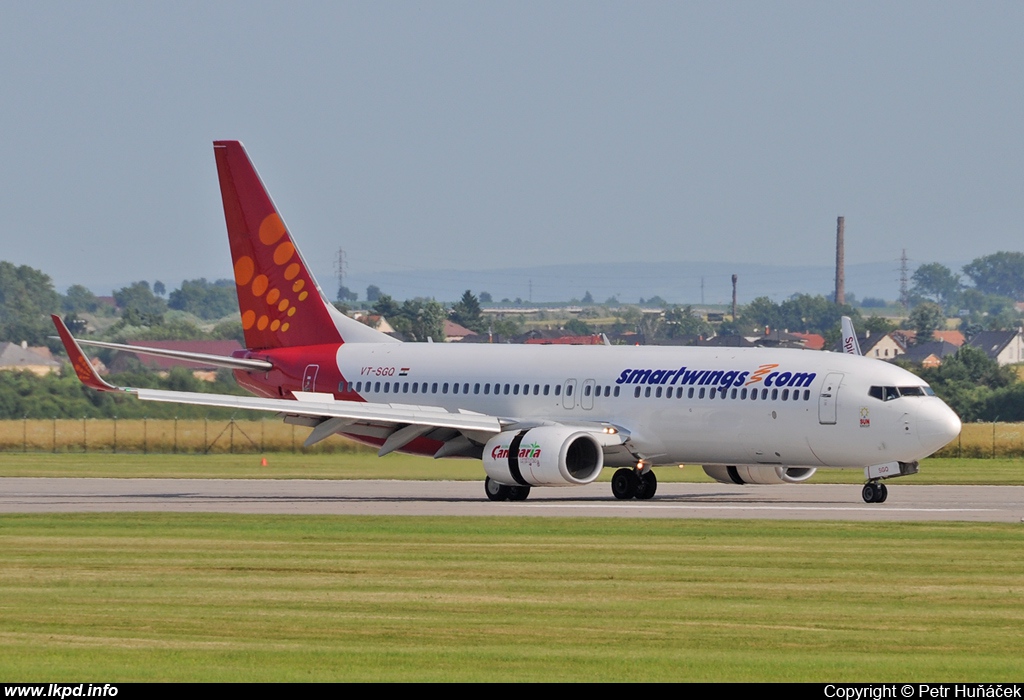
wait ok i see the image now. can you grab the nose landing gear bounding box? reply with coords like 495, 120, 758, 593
861, 481, 888, 503
861, 461, 917, 503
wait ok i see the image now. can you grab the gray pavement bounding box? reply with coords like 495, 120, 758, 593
1, 478, 1022, 522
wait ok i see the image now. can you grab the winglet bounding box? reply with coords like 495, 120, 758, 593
841, 316, 862, 356
51, 315, 119, 391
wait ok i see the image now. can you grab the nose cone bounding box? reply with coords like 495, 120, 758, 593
918, 399, 962, 454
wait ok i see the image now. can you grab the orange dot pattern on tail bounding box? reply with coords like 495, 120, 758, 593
233, 212, 314, 338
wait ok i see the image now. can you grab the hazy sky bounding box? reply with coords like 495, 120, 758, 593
2, 2, 1022, 299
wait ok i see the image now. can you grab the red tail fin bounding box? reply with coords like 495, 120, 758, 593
214, 141, 342, 350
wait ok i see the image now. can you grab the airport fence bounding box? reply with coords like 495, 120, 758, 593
0, 418, 1021, 458
934, 420, 1024, 459
0, 418, 375, 455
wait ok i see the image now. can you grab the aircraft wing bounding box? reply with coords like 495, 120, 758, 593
51, 315, 633, 461
52, 315, 506, 451
127, 387, 504, 433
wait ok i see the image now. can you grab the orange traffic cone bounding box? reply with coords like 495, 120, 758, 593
261, 457, 268, 467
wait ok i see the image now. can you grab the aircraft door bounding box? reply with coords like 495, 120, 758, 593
562, 379, 577, 410
818, 372, 843, 425
302, 364, 320, 392
581, 379, 596, 410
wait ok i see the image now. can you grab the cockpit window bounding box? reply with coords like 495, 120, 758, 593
868, 386, 900, 401
869, 385, 934, 401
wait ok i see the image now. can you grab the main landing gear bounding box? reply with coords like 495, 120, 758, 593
611, 467, 657, 500
484, 469, 660, 503
861, 481, 888, 504
484, 476, 531, 502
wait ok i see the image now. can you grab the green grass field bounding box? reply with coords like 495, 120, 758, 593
0, 514, 1020, 682
0, 452, 1022, 485
1, 432, 1021, 681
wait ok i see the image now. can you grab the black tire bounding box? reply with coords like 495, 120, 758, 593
876, 483, 888, 503
485, 477, 511, 502
636, 470, 658, 500
611, 468, 638, 500
508, 485, 531, 501
862, 483, 876, 503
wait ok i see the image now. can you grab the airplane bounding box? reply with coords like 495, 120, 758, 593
52, 140, 962, 505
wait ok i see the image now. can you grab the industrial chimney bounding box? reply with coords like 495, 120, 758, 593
835, 216, 845, 305
731, 274, 738, 321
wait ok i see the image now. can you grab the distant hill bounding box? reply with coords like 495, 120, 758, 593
85, 258, 967, 307
339, 260, 929, 306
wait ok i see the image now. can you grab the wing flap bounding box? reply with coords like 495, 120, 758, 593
303, 417, 357, 447
378, 424, 436, 457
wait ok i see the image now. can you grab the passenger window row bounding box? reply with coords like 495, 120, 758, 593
337, 378, 810, 403
632, 385, 812, 402
582, 385, 621, 398
340, 381, 572, 397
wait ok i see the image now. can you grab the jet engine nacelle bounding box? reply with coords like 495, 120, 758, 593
703, 465, 817, 485
483, 427, 604, 487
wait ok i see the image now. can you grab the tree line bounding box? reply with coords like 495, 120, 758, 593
6, 251, 1024, 422
6, 249, 1024, 350
0, 366, 251, 420
910, 252, 1024, 335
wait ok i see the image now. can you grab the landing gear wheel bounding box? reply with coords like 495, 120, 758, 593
862, 482, 887, 504
611, 468, 638, 499
485, 477, 511, 502
508, 485, 531, 501
635, 470, 658, 500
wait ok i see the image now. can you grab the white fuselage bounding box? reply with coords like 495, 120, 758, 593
329, 342, 961, 469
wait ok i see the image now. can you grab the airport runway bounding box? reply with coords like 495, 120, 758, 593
0, 478, 1022, 522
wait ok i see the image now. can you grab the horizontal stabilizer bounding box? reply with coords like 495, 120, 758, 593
71, 338, 273, 372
